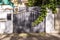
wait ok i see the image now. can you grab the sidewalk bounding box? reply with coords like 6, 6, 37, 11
0, 33, 60, 40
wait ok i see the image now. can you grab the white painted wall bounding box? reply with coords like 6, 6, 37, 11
46, 8, 55, 33
5, 21, 13, 34
0, 22, 6, 34
0, 13, 7, 19
0, 5, 13, 34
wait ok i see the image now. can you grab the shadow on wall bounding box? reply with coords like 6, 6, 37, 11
13, 7, 45, 33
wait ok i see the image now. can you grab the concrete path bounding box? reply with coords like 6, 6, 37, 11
0, 33, 60, 40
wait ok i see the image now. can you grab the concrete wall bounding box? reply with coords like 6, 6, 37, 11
46, 8, 55, 33
0, 5, 13, 34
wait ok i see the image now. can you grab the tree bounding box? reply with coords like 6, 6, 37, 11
0, 0, 14, 7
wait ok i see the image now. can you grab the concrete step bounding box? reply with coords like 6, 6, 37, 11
50, 33, 60, 38
50, 30, 59, 34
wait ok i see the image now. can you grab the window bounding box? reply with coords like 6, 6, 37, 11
7, 14, 11, 20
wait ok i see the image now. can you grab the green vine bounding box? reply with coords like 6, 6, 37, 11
27, 0, 59, 26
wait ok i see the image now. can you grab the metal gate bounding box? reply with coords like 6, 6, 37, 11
13, 7, 45, 33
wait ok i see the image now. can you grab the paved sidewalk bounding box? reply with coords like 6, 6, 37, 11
0, 33, 60, 40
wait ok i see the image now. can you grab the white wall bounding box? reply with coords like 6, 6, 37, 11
46, 8, 55, 33
0, 22, 6, 34
0, 5, 13, 34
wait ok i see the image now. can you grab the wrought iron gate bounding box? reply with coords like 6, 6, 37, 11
13, 7, 45, 33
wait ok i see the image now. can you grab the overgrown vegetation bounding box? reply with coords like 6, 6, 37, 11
27, 0, 60, 26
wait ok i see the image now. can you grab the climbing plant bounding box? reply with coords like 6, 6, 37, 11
27, 0, 59, 26
57, 0, 60, 5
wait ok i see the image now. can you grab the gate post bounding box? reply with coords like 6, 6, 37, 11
46, 8, 55, 33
